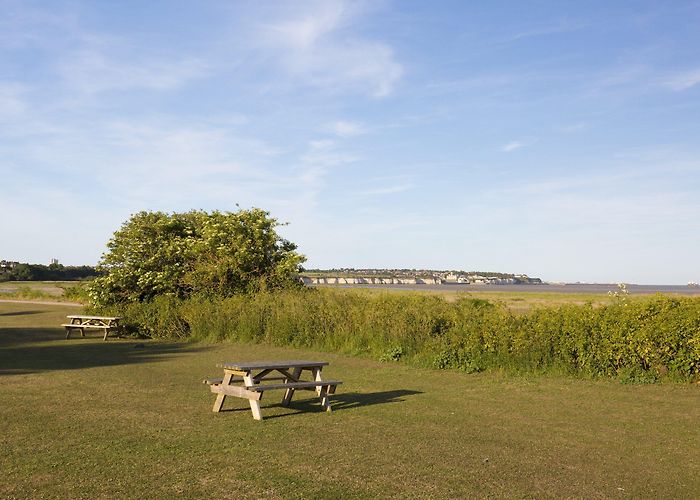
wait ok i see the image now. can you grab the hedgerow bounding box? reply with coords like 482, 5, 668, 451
106, 289, 700, 382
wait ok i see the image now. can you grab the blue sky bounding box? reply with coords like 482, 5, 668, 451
2, 0, 699, 284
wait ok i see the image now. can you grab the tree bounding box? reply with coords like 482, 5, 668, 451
88, 209, 305, 306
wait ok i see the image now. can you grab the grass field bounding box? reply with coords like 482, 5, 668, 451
0, 281, 81, 302
0, 279, 682, 312
309, 286, 655, 313
1, 301, 699, 498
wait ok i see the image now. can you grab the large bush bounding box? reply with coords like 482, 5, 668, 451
89, 209, 305, 306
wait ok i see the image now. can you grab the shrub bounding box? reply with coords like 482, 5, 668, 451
88, 209, 305, 307
110, 289, 700, 382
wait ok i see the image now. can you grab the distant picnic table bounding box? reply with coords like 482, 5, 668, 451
204, 360, 342, 421
62, 315, 121, 341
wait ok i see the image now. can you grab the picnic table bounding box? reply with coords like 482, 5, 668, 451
204, 360, 342, 421
62, 315, 121, 341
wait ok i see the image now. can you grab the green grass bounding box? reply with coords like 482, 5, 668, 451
0, 281, 83, 302
340, 286, 649, 312
1, 301, 699, 498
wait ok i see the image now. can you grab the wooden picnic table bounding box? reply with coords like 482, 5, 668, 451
204, 360, 342, 421
62, 315, 121, 341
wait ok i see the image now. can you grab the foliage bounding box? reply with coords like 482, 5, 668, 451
60, 282, 91, 303
0, 286, 54, 301
88, 209, 305, 307
110, 289, 700, 382
1, 263, 97, 282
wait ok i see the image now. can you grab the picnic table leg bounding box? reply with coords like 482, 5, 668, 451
281, 367, 302, 407
312, 367, 324, 396
311, 367, 332, 411
212, 372, 233, 412
319, 385, 332, 412
243, 372, 263, 421
70, 319, 85, 337
103, 327, 109, 341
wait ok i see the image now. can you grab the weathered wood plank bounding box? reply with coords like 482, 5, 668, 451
203, 375, 290, 385
67, 315, 120, 320
252, 369, 274, 380
281, 367, 303, 407
319, 385, 331, 412
209, 384, 262, 401
275, 368, 298, 381
243, 372, 263, 420
212, 372, 233, 412
246, 380, 342, 392
219, 360, 329, 371
61, 324, 116, 329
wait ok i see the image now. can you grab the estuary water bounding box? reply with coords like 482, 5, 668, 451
312, 283, 700, 295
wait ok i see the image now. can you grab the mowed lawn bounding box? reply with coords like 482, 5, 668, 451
1, 302, 698, 498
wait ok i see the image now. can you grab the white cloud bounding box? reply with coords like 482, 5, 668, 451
297, 137, 358, 187
57, 49, 209, 94
330, 120, 366, 137
308, 139, 336, 150
504, 21, 588, 43
559, 122, 587, 133
501, 141, 526, 152
260, 1, 403, 97
269, 1, 346, 50
662, 68, 700, 91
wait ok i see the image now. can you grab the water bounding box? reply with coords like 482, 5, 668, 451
312, 283, 700, 295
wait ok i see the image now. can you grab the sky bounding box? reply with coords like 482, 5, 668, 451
1, 0, 699, 284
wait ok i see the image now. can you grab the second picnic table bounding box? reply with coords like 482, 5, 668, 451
204, 360, 342, 420
62, 315, 121, 341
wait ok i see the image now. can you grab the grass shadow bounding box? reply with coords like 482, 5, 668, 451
0, 310, 44, 317
224, 389, 423, 420
0, 326, 209, 375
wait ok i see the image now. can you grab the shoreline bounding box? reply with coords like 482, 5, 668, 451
310, 283, 700, 295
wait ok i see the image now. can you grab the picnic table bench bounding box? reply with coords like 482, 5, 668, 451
62, 315, 121, 341
204, 360, 342, 421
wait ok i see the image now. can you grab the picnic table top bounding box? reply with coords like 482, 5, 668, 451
67, 315, 120, 319
218, 360, 329, 371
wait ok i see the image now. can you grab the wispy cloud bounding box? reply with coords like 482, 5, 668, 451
57, 49, 209, 94
502, 20, 589, 44
329, 120, 366, 137
0, 2, 78, 49
559, 122, 587, 133
298, 138, 358, 186
662, 68, 700, 91
501, 140, 529, 152
259, 1, 403, 97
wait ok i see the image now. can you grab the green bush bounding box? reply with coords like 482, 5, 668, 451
106, 289, 700, 382
89, 208, 305, 306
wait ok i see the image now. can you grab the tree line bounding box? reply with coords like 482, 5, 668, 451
0, 263, 98, 282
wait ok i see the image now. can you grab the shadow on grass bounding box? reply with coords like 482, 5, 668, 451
219, 389, 423, 419
0, 326, 208, 376
0, 310, 44, 317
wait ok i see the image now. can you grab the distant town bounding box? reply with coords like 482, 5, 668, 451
301, 268, 543, 285
3, 259, 542, 286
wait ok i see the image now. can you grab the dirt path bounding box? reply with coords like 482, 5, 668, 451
0, 299, 83, 307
